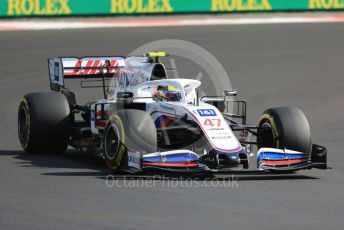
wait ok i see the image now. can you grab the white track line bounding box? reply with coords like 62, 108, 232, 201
1, 16, 344, 31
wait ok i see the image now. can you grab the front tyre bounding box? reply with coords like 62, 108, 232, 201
103, 110, 157, 171
103, 114, 127, 171
257, 106, 311, 153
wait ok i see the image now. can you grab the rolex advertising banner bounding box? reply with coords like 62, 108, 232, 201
0, 0, 343, 17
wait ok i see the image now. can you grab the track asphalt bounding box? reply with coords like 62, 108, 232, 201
0, 22, 343, 230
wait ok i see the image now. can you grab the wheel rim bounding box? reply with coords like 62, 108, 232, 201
104, 124, 121, 161
258, 121, 275, 148
18, 107, 28, 143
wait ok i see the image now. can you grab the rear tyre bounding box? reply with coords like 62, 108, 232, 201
103, 109, 157, 171
257, 107, 311, 153
18, 92, 71, 153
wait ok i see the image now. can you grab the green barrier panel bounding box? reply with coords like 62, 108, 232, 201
1, 0, 344, 17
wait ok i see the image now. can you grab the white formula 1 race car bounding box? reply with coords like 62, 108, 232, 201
18, 52, 327, 175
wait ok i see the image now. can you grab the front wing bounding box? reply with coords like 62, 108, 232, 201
124, 144, 327, 174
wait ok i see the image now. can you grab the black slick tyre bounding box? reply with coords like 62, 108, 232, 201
257, 106, 311, 153
18, 92, 71, 153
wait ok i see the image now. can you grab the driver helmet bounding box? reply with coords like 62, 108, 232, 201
153, 85, 181, 101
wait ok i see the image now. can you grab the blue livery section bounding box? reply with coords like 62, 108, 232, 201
257, 152, 308, 161
144, 152, 199, 163
256, 149, 311, 170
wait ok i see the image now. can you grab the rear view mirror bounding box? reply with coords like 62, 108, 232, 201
224, 89, 238, 96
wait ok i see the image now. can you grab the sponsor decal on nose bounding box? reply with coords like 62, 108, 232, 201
197, 109, 217, 117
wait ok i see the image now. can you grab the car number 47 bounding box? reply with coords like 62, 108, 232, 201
204, 118, 221, 127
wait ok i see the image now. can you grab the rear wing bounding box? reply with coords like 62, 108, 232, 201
48, 57, 126, 88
